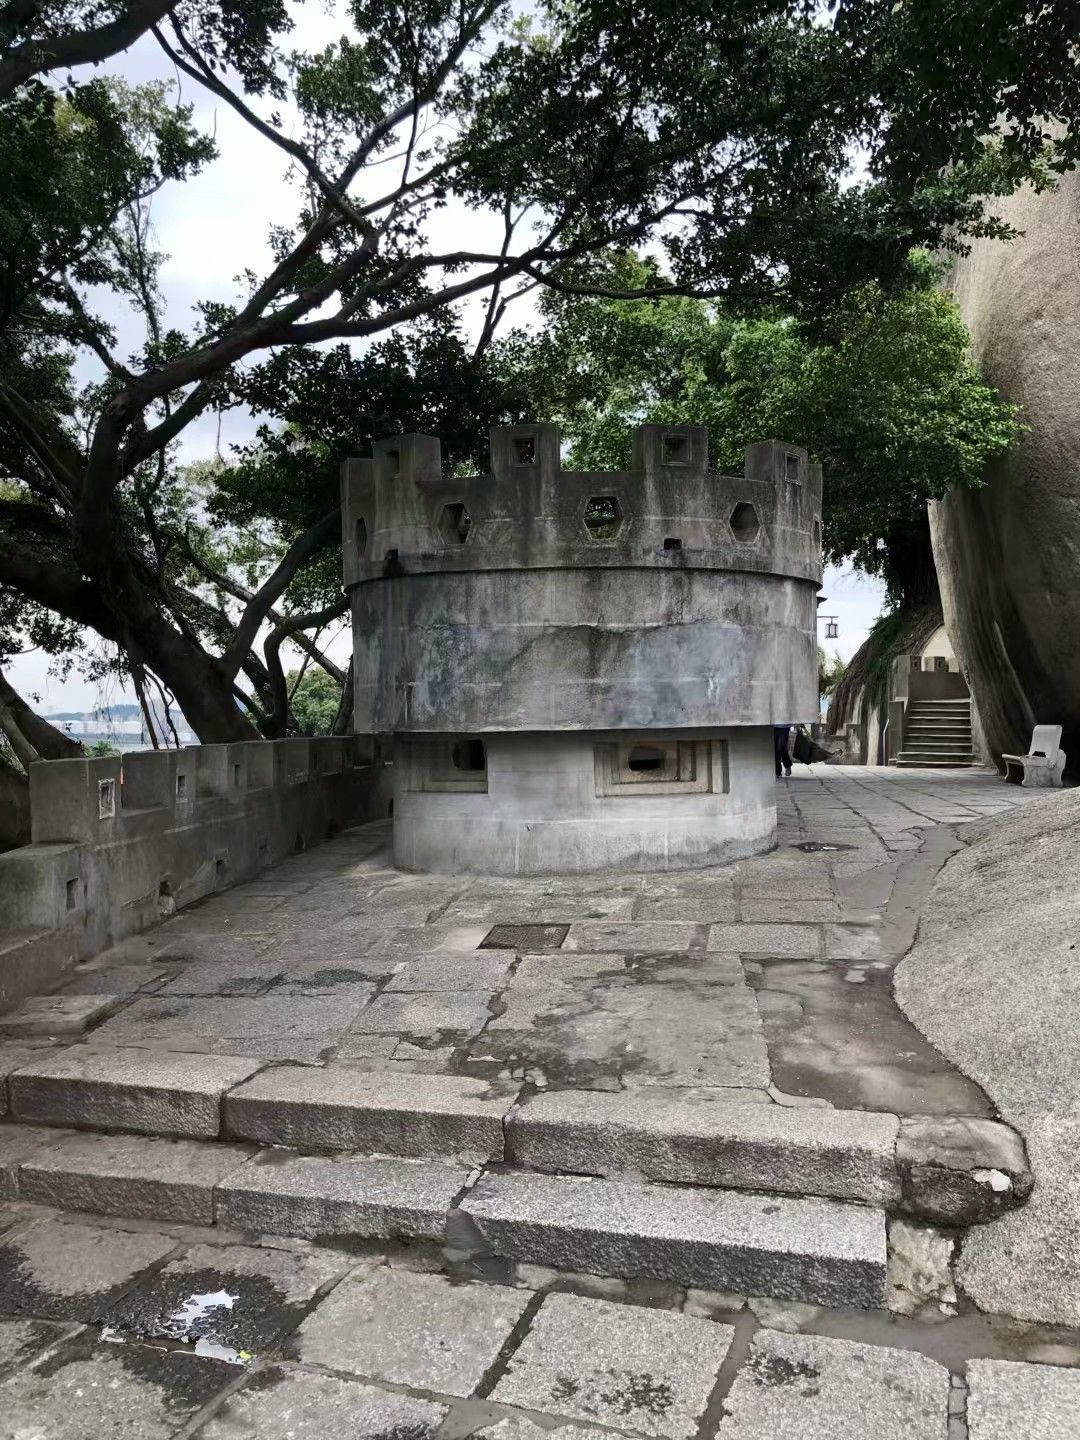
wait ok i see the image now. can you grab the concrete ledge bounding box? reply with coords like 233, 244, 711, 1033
9, 1048, 263, 1139
224, 1065, 515, 1161
216, 1152, 468, 1240
508, 1089, 901, 1206
17, 1131, 254, 1223
459, 1169, 887, 1308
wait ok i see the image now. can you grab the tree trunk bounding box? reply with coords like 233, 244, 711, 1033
0, 754, 30, 852
885, 514, 941, 610
0, 670, 85, 764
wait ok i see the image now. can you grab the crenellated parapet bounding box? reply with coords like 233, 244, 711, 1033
340, 424, 823, 874
341, 425, 822, 589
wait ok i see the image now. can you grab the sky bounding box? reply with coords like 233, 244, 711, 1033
7, 4, 887, 717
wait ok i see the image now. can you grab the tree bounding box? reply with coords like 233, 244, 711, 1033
505, 251, 1020, 608
1, 1, 1077, 738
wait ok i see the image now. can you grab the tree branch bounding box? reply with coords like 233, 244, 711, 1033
0, 0, 175, 99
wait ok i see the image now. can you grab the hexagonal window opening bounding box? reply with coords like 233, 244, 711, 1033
730, 501, 761, 543
437, 502, 472, 546
355, 516, 368, 558
584, 495, 622, 541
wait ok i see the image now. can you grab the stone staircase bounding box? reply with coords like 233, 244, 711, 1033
0, 1050, 1030, 1312
895, 698, 977, 769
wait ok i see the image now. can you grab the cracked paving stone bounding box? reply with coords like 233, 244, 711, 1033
88, 993, 371, 1058
0, 1330, 237, 1439
716, 1330, 949, 1439
0, 1317, 76, 1379
197, 1367, 449, 1439
0, 1216, 176, 1322
491, 1292, 734, 1440
383, 954, 515, 992
475, 1417, 613, 1440
105, 1242, 351, 1358
343, 991, 494, 1042
295, 1266, 530, 1396
966, 1358, 1080, 1440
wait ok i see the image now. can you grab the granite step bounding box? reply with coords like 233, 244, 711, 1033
458, 1169, 887, 1309
0, 1121, 887, 1308
6, 1052, 910, 1211
506, 1089, 901, 1206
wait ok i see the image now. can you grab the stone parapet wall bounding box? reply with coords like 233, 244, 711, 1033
0, 737, 385, 1009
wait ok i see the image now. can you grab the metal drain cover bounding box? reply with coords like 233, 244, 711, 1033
794, 841, 856, 853
479, 923, 570, 950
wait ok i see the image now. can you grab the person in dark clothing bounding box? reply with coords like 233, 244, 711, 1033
774, 724, 793, 777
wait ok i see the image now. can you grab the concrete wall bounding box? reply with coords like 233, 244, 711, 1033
0, 737, 385, 1009
344, 427, 822, 736
392, 728, 776, 875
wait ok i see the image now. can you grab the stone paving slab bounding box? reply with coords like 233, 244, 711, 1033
0, 1215, 176, 1321
508, 1088, 901, 1204
155, 958, 293, 996
106, 1240, 350, 1357
61, 964, 169, 996
215, 1151, 468, 1241
18, 1131, 254, 1223
196, 1368, 449, 1440
461, 1170, 887, 1308
343, 991, 494, 1042
966, 1358, 1080, 1440
716, 1330, 950, 1438
383, 953, 516, 992
89, 992, 372, 1061
0, 994, 123, 1038
225, 1064, 515, 1160
492, 1291, 733, 1440
0, 1331, 236, 1439
9, 1047, 263, 1139
0, 1316, 77, 1379
296, 1265, 530, 1395
706, 924, 821, 957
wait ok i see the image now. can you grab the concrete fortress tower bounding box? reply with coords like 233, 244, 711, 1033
341, 425, 822, 874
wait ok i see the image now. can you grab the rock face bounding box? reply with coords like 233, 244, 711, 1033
932, 170, 1080, 771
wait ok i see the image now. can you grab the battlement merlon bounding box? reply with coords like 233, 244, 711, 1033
340, 426, 823, 590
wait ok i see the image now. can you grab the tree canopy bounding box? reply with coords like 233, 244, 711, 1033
0, 0, 1076, 741
504, 251, 1020, 607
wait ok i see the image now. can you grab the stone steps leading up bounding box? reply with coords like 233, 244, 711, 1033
2, 1049, 1032, 1229
0, 1121, 888, 1309
459, 1168, 887, 1308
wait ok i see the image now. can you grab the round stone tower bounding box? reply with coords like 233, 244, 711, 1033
341, 424, 821, 874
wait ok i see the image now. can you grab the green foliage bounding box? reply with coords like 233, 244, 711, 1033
86, 739, 119, 757
818, 648, 847, 699
287, 669, 340, 736
505, 251, 1020, 605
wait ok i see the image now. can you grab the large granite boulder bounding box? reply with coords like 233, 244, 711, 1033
932, 170, 1080, 772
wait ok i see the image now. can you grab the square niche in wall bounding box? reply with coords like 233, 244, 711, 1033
407, 736, 489, 793
594, 737, 718, 796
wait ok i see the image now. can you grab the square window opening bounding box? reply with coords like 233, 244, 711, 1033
98, 778, 116, 819
662, 435, 690, 466
512, 436, 537, 465
785, 451, 802, 483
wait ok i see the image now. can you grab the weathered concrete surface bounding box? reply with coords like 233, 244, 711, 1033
492, 1292, 733, 1440
105, 1240, 349, 1357
508, 1088, 900, 1204
198, 1370, 449, 1440
18, 1131, 253, 1223
9, 1047, 262, 1138
460, 1170, 887, 1308
215, 1151, 468, 1240
967, 1357, 1080, 1440
224, 1065, 514, 1160
0, 1215, 175, 1321
895, 1115, 1032, 1226
0, 1334, 236, 1439
896, 790, 1080, 1324
297, 1266, 530, 1395
717, 1330, 950, 1438
935, 170, 1080, 774
0, 739, 385, 1009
